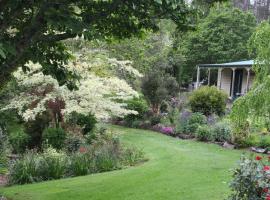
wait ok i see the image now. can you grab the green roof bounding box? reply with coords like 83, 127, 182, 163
198, 60, 254, 68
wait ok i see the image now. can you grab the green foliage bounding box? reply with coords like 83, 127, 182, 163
195, 125, 213, 141
9, 130, 30, 154
8, 152, 38, 184
173, 4, 256, 85
64, 135, 83, 153
24, 113, 50, 149
68, 112, 97, 135
123, 96, 148, 127
67, 152, 92, 176
180, 112, 207, 135
9, 129, 146, 185
9, 148, 67, 185
150, 115, 162, 126
42, 127, 67, 150
189, 86, 227, 116
228, 155, 270, 200
212, 121, 232, 143
230, 22, 270, 142
37, 148, 67, 181
258, 135, 270, 149
0, 128, 8, 175
0, 0, 192, 88
122, 147, 145, 166
142, 70, 179, 113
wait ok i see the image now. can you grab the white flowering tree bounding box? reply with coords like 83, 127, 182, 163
3, 54, 142, 123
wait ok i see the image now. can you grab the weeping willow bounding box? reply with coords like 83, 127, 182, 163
230, 22, 270, 134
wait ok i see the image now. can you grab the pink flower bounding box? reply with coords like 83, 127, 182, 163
264, 166, 270, 171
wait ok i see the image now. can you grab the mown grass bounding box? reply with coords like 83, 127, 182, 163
0, 125, 243, 200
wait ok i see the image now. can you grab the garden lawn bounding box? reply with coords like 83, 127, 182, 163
0, 125, 243, 200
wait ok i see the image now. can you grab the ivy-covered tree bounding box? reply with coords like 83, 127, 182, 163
172, 3, 256, 86
0, 0, 192, 88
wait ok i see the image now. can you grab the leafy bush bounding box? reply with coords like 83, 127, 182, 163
150, 115, 162, 126
240, 134, 260, 148
67, 152, 92, 176
181, 112, 207, 135
9, 130, 30, 154
8, 132, 146, 185
68, 112, 97, 135
189, 86, 227, 116
24, 113, 50, 149
228, 155, 270, 200
131, 120, 142, 128
37, 148, 67, 180
258, 135, 270, 149
65, 134, 83, 153
8, 151, 39, 184
122, 147, 145, 166
195, 125, 213, 141
123, 96, 148, 127
91, 136, 121, 172
9, 148, 67, 185
212, 121, 232, 142
42, 127, 67, 150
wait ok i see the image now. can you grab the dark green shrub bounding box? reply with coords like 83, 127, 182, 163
212, 121, 232, 142
65, 135, 83, 153
42, 127, 66, 150
150, 115, 162, 126
195, 125, 213, 141
9, 130, 30, 154
68, 112, 97, 135
123, 96, 148, 127
24, 113, 50, 149
189, 86, 227, 116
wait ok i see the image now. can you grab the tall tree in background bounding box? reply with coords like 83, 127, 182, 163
172, 3, 256, 86
0, 0, 192, 88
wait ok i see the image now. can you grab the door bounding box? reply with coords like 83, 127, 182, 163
230, 69, 243, 99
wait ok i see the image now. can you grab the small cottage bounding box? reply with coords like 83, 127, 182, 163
196, 60, 255, 99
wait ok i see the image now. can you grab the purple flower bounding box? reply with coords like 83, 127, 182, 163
160, 126, 174, 135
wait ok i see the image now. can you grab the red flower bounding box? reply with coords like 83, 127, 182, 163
263, 188, 269, 193
266, 194, 270, 200
264, 166, 270, 171
256, 156, 263, 161
79, 147, 87, 153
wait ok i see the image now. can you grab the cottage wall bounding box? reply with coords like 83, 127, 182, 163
219, 68, 232, 96
241, 70, 255, 93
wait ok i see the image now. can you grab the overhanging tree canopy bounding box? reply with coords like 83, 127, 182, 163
0, 0, 193, 88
